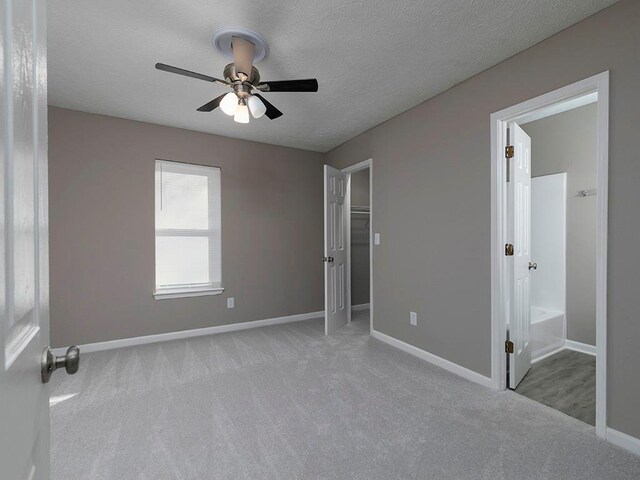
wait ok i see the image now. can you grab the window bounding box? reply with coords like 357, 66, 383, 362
154, 160, 222, 299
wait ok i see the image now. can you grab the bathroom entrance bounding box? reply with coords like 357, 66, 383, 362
510, 105, 597, 425
490, 73, 609, 434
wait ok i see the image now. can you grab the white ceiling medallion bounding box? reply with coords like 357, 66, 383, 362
212, 28, 269, 64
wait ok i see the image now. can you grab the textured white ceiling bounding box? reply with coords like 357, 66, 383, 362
48, 0, 617, 152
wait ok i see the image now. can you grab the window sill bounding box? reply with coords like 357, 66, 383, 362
153, 287, 225, 300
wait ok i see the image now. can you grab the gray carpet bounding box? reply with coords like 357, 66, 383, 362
516, 349, 596, 426
50, 309, 640, 479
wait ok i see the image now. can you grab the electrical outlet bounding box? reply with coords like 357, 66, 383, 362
227, 297, 235, 309
410, 311, 417, 326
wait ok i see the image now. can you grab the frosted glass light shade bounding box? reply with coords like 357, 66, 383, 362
234, 100, 250, 124
220, 92, 238, 116
248, 95, 267, 119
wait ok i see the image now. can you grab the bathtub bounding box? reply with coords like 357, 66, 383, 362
530, 306, 564, 362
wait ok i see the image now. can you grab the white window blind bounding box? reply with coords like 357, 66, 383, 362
154, 160, 222, 297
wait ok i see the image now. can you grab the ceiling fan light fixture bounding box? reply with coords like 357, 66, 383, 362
156, 30, 318, 124
248, 95, 266, 119
234, 98, 250, 124
220, 92, 238, 116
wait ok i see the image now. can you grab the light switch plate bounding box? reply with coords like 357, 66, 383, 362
410, 311, 417, 326
227, 297, 235, 309
374, 233, 381, 245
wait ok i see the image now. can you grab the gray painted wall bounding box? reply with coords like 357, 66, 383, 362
350, 169, 370, 305
48, 107, 325, 348
49, 0, 640, 441
523, 104, 597, 346
327, 0, 640, 439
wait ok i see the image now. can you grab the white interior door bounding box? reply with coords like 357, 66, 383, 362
324, 165, 348, 335
0, 0, 51, 478
509, 123, 532, 388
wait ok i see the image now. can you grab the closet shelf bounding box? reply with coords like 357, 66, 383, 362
351, 205, 370, 215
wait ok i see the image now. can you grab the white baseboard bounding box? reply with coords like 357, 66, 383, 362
351, 303, 370, 312
565, 339, 596, 356
532, 340, 596, 365
53, 310, 324, 355
607, 427, 640, 457
532, 345, 565, 364
370, 329, 493, 389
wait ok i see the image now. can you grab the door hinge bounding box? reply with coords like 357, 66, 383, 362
505, 145, 513, 182
505, 145, 514, 158
505, 340, 514, 354
505, 243, 514, 256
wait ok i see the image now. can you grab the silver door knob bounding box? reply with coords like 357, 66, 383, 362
528, 262, 538, 270
41, 346, 80, 383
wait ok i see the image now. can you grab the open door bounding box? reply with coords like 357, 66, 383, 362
0, 1, 60, 478
508, 123, 532, 388
324, 165, 348, 335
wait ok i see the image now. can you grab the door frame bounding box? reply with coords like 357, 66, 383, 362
490, 72, 609, 438
342, 158, 373, 334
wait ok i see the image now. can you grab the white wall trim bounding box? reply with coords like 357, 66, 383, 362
351, 303, 370, 312
371, 329, 493, 389
342, 158, 374, 335
531, 345, 565, 364
606, 428, 640, 457
153, 287, 224, 300
565, 339, 596, 356
342, 158, 373, 174
52, 310, 323, 355
532, 342, 596, 364
490, 71, 609, 438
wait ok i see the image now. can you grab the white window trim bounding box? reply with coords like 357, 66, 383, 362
154, 286, 225, 300
154, 159, 223, 299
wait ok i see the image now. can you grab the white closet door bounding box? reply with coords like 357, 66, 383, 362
324, 165, 348, 335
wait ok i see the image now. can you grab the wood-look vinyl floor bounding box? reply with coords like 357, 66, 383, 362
516, 349, 595, 425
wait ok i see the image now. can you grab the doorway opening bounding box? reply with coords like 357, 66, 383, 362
491, 73, 609, 437
323, 159, 373, 335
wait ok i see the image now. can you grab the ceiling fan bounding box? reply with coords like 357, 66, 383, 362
155, 30, 318, 124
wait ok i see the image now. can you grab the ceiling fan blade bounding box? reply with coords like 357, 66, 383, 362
155, 63, 226, 84
254, 94, 283, 119
259, 79, 318, 92
197, 94, 227, 112
231, 36, 255, 78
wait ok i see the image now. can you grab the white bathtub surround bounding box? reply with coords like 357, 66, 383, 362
529, 173, 567, 362
531, 306, 565, 362
531, 173, 566, 313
